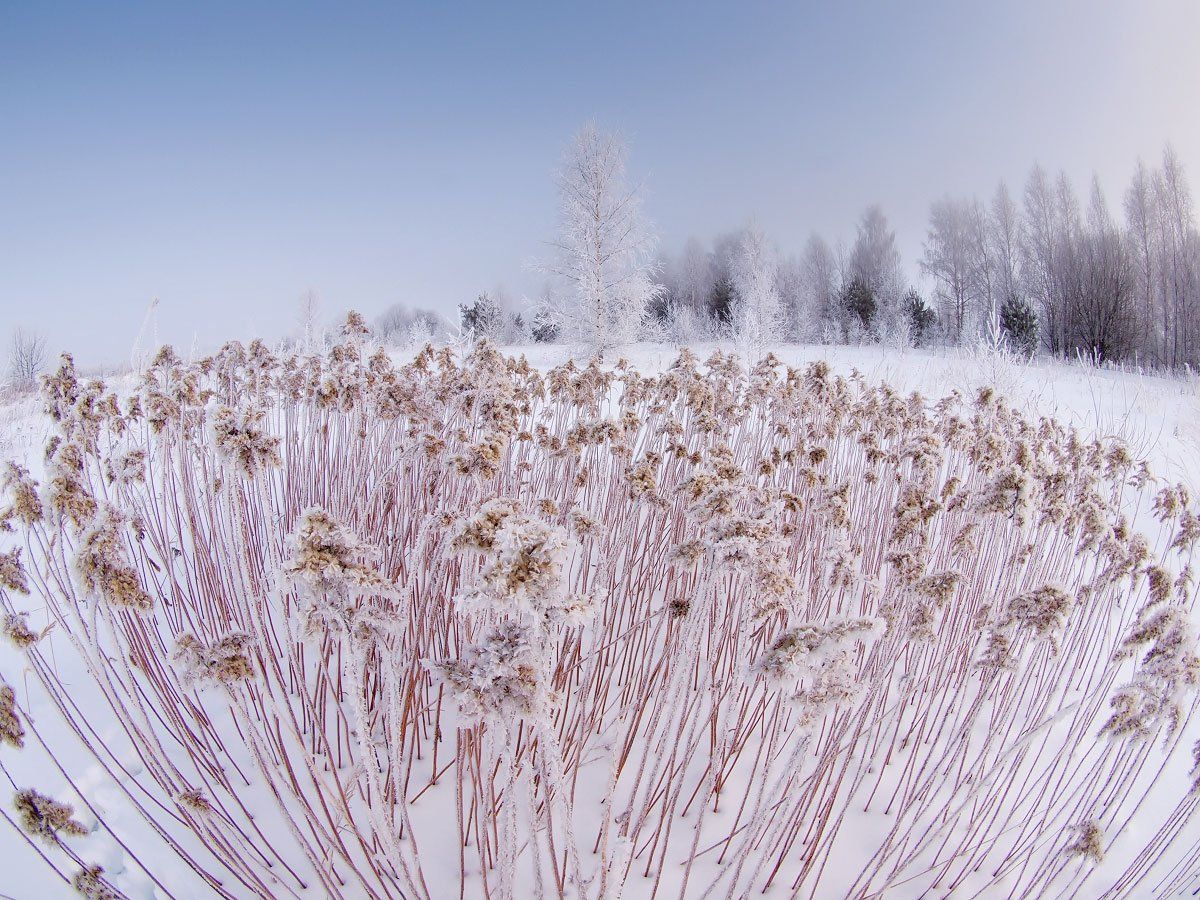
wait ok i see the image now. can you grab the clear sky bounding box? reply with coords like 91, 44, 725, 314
2, 0, 1198, 366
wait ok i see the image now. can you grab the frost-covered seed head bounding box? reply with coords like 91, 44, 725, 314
0, 682, 25, 748
13, 788, 88, 843
1064, 819, 1104, 865
74, 505, 153, 612
72, 865, 121, 899
173, 632, 255, 688
427, 620, 552, 723
0, 548, 30, 594
2, 612, 38, 649
281, 506, 394, 600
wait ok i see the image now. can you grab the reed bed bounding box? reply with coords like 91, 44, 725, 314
1, 315, 1198, 898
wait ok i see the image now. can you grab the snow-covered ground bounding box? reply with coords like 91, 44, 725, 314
1, 341, 1197, 899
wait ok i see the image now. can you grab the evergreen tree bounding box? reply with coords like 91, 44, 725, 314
841, 276, 876, 331
1000, 294, 1038, 358
708, 276, 735, 325
459, 292, 504, 340
902, 289, 936, 346
647, 291, 671, 324
531, 308, 560, 343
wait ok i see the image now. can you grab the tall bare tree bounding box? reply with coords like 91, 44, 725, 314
543, 123, 660, 351
1124, 160, 1161, 364
1065, 177, 1134, 362
989, 182, 1022, 309
8, 328, 48, 392
1154, 145, 1199, 368
922, 197, 978, 343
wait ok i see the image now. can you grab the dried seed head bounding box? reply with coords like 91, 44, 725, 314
103, 449, 147, 487
0, 548, 30, 594
457, 512, 574, 619
1, 462, 43, 526
914, 571, 961, 606
13, 788, 88, 843
173, 632, 255, 688
2, 612, 39, 650
72, 865, 121, 899
177, 788, 214, 815
1064, 819, 1104, 865
0, 682, 25, 749
427, 620, 552, 723
668, 598, 691, 619
281, 506, 395, 599
1000, 584, 1073, 644
45, 442, 97, 529
976, 629, 1015, 671
568, 508, 599, 538
452, 498, 521, 553
753, 617, 884, 687
71, 868, 121, 900
341, 310, 371, 341
74, 505, 153, 612
208, 404, 281, 477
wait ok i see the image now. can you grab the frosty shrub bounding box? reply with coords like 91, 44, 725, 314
1, 321, 1200, 898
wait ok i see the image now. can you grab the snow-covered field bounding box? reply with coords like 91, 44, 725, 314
1, 339, 1198, 899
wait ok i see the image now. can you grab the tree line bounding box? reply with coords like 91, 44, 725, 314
647, 146, 1199, 367
499, 126, 1194, 368
363, 127, 1199, 370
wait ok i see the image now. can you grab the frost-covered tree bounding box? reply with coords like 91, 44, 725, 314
848, 206, 904, 333
1020, 164, 1060, 354
297, 289, 323, 354
988, 183, 1022, 319
801, 234, 842, 339
529, 284, 562, 343
1066, 178, 1135, 363
677, 236, 714, 316
706, 232, 742, 325
459, 289, 527, 344
459, 292, 505, 341
775, 254, 808, 339
543, 124, 660, 351
531, 309, 560, 343
731, 224, 784, 359
841, 276, 876, 334
1124, 159, 1160, 361
8, 328, 47, 392
922, 197, 981, 343
1000, 294, 1038, 358
902, 289, 936, 347
375, 303, 447, 346
1154, 145, 1199, 368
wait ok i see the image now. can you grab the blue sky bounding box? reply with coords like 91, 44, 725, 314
2, 1, 1198, 365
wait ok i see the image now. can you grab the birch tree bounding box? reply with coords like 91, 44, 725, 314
802, 234, 841, 338
8, 328, 47, 392
1068, 177, 1134, 362
1021, 165, 1060, 353
544, 124, 660, 351
1154, 145, 1199, 368
730, 224, 784, 360
1124, 159, 1160, 363
922, 197, 978, 343
988, 182, 1022, 311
